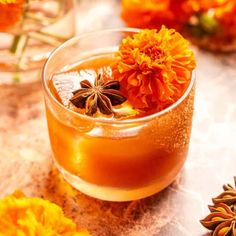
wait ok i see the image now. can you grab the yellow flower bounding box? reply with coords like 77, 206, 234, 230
0, 0, 16, 3
113, 26, 196, 111
0, 191, 90, 236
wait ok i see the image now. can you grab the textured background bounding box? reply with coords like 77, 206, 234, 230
0, 0, 236, 235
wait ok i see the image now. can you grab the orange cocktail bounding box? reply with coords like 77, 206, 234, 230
42, 28, 196, 201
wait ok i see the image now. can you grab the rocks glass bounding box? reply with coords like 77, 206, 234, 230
42, 29, 195, 201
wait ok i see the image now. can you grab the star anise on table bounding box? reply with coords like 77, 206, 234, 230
213, 177, 236, 212
70, 74, 126, 116
200, 177, 236, 236
200, 203, 236, 236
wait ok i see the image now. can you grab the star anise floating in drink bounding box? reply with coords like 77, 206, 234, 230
200, 177, 236, 236
70, 74, 126, 116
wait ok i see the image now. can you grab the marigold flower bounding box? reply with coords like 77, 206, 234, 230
217, 2, 236, 41
121, 0, 175, 30
113, 26, 196, 111
202, 1, 236, 45
121, 0, 192, 30
0, 191, 90, 236
185, 0, 236, 47
0, 0, 25, 31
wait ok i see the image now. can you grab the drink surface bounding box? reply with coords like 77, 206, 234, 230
49, 54, 143, 121
49, 53, 193, 120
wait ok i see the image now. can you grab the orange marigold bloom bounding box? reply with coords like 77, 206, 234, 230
0, 191, 91, 236
121, 0, 193, 30
121, 0, 177, 30
186, 0, 236, 42
0, 0, 25, 31
217, 2, 236, 40
113, 27, 196, 111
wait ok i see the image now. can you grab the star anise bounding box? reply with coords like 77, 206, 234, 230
200, 203, 236, 236
213, 177, 236, 212
70, 74, 126, 116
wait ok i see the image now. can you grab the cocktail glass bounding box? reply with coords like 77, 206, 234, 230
42, 29, 195, 201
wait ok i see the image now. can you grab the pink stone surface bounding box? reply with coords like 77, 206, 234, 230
0, 0, 236, 235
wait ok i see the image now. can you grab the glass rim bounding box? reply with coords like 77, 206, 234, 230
42, 27, 196, 125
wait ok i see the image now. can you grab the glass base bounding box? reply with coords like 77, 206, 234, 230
55, 161, 178, 202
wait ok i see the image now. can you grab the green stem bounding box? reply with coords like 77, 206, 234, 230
9, 35, 21, 54
12, 73, 21, 83
10, 35, 29, 57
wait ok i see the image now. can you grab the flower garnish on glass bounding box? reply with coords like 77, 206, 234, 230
42, 26, 196, 201
112, 26, 195, 113
0, 191, 90, 235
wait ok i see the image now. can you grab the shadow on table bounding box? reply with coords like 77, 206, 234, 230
41, 167, 179, 236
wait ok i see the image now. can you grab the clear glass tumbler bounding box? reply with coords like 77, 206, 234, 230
0, 0, 75, 83
42, 29, 195, 201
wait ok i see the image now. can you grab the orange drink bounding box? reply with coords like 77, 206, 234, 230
42, 28, 196, 201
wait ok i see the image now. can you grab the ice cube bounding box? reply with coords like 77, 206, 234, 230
51, 70, 97, 107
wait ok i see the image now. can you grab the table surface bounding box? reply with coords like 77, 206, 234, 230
1, 0, 236, 235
